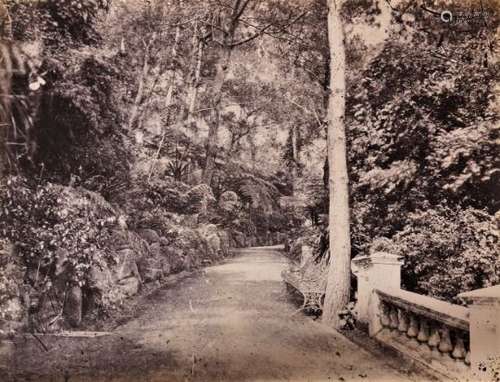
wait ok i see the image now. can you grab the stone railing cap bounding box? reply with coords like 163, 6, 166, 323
376, 288, 469, 330
352, 252, 403, 264
458, 285, 500, 304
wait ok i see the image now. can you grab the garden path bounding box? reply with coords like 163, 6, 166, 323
8, 247, 429, 381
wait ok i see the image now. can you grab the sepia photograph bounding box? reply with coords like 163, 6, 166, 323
0, 0, 499, 381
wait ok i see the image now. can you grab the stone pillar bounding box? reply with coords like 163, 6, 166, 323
351, 252, 403, 331
459, 285, 500, 381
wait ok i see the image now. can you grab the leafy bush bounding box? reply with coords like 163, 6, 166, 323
127, 177, 215, 218
427, 121, 500, 210
8, 0, 109, 45
392, 206, 500, 303
0, 177, 116, 292
33, 54, 130, 192
369, 237, 398, 255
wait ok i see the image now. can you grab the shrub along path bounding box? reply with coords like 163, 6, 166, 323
6, 246, 430, 381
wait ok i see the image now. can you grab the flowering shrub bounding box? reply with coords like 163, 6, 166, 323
0, 177, 116, 292
392, 206, 500, 302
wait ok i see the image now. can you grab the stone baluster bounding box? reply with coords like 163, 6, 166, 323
407, 314, 419, 338
389, 306, 399, 330
428, 324, 441, 358
465, 351, 471, 366
379, 302, 390, 328
438, 326, 453, 356
417, 319, 430, 351
407, 314, 419, 347
397, 309, 409, 334
452, 335, 466, 360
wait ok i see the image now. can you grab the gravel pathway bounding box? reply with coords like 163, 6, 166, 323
5, 247, 431, 382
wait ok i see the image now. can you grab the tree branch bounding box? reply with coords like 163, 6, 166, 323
233, 0, 252, 22
230, 23, 274, 47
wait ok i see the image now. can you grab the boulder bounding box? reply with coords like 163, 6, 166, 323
206, 234, 221, 258
117, 277, 140, 297
137, 228, 161, 244
114, 249, 142, 283
180, 214, 198, 228
149, 242, 162, 258
103, 275, 141, 305
137, 257, 171, 283
88, 266, 113, 292
164, 247, 185, 274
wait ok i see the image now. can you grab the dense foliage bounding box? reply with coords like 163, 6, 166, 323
0, 177, 115, 289
0, 0, 295, 332
345, 2, 500, 301
1, 0, 498, 335
394, 207, 499, 302
278, 0, 499, 303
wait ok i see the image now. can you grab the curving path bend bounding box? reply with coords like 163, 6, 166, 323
7, 246, 428, 382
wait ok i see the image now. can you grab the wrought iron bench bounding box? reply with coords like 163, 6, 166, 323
282, 252, 329, 313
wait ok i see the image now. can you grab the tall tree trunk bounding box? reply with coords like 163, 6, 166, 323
201, 45, 232, 185
292, 125, 299, 164
0, 62, 8, 181
146, 27, 182, 177
0, 2, 12, 181
248, 128, 257, 169
186, 39, 203, 123
128, 37, 153, 130
201, 0, 271, 184
322, 0, 351, 328
0, 92, 8, 181
165, 25, 181, 108
138, 25, 182, 130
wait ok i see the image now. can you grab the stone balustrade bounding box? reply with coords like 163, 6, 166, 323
374, 288, 471, 378
352, 253, 500, 381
